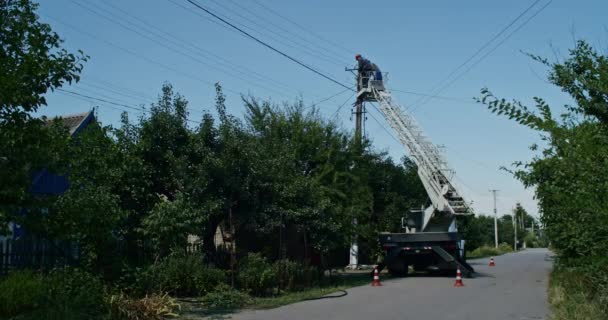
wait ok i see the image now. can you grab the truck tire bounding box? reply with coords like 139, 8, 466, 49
413, 264, 428, 272
388, 260, 409, 277
388, 266, 409, 277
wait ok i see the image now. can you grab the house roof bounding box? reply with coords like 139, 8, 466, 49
45, 110, 96, 135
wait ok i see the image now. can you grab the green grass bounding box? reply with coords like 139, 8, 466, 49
467, 243, 513, 259
177, 273, 372, 318
250, 273, 371, 309
549, 268, 607, 320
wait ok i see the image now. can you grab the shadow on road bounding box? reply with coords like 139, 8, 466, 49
386, 270, 495, 279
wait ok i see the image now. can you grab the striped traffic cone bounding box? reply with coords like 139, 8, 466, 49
371, 267, 382, 287
489, 257, 495, 267
453, 267, 464, 287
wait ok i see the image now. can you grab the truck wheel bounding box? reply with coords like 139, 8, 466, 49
388, 264, 409, 277
388, 267, 409, 277
413, 264, 427, 272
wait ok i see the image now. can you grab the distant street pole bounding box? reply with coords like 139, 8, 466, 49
513, 206, 518, 251
490, 189, 499, 248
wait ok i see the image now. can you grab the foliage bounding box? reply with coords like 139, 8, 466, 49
141, 194, 207, 259
467, 243, 512, 259
133, 252, 226, 297
0, 268, 108, 320
237, 253, 276, 296
108, 292, 180, 320
550, 267, 608, 320
0, 0, 87, 230
202, 283, 252, 310
479, 40, 608, 259
0, 271, 47, 318
272, 259, 319, 292
480, 40, 608, 319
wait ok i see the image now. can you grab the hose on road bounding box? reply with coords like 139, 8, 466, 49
302, 289, 348, 300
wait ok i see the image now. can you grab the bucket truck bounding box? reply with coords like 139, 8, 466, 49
356, 71, 475, 277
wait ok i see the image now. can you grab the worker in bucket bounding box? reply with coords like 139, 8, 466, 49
355, 54, 382, 90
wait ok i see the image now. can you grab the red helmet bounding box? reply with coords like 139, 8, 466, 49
355, 54, 362, 60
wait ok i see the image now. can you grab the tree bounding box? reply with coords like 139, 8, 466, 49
0, 0, 87, 231
478, 40, 608, 259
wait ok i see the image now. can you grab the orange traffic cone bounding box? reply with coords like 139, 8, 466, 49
453, 267, 464, 287
371, 267, 382, 287
489, 257, 495, 267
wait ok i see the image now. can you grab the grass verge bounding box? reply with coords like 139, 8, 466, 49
178, 273, 372, 319
467, 243, 513, 259
549, 268, 607, 320
250, 273, 371, 309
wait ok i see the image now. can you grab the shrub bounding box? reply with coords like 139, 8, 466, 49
498, 242, 513, 253
134, 251, 226, 297
468, 243, 513, 259
202, 283, 252, 310
193, 267, 227, 296
237, 253, 275, 296
550, 266, 608, 320
273, 259, 319, 292
0, 271, 47, 318
109, 292, 180, 320
0, 268, 108, 320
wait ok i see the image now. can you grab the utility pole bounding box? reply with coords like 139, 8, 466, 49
348, 98, 364, 269
354, 99, 363, 149
513, 206, 518, 251
490, 189, 499, 248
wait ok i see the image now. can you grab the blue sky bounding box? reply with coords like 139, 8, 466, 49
36, 0, 608, 219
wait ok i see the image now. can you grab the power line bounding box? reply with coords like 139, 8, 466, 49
250, 0, 353, 55
184, 0, 354, 92
44, 14, 241, 95
223, 0, 347, 64
58, 89, 147, 113
70, 1, 294, 100
410, 0, 545, 109
330, 92, 355, 119
390, 89, 473, 103
93, 0, 304, 96
87, 76, 154, 100
206, 0, 344, 67
57, 89, 204, 125
410, 0, 552, 113
78, 82, 155, 105
58, 90, 142, 115
310, 88, 352, 108
69, 85, 147, 108
366, 103, 402, 145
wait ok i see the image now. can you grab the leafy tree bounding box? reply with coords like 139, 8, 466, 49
0, 0, 87, 231
478, 40, 608, 259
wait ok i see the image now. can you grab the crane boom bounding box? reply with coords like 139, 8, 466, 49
359, 76, 470, 232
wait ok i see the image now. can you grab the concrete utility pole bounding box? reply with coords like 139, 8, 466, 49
513, 206, 518, 251
490, 189, 499, 248
348, 99, 364, 269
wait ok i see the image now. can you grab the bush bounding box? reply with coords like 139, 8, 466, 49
550, 265, 608, 320
0, 268, 108, 320
273, 259, 319, 292
0, 271, 47, 318
109, 292, 180, 320
134, 251, 226, 297
237, 253, 275, 296
498, 242, 513, 253
202, 283, 252, 310
468, 243, 513, 259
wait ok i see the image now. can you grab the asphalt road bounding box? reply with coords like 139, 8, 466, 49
232, 248, 552, 320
